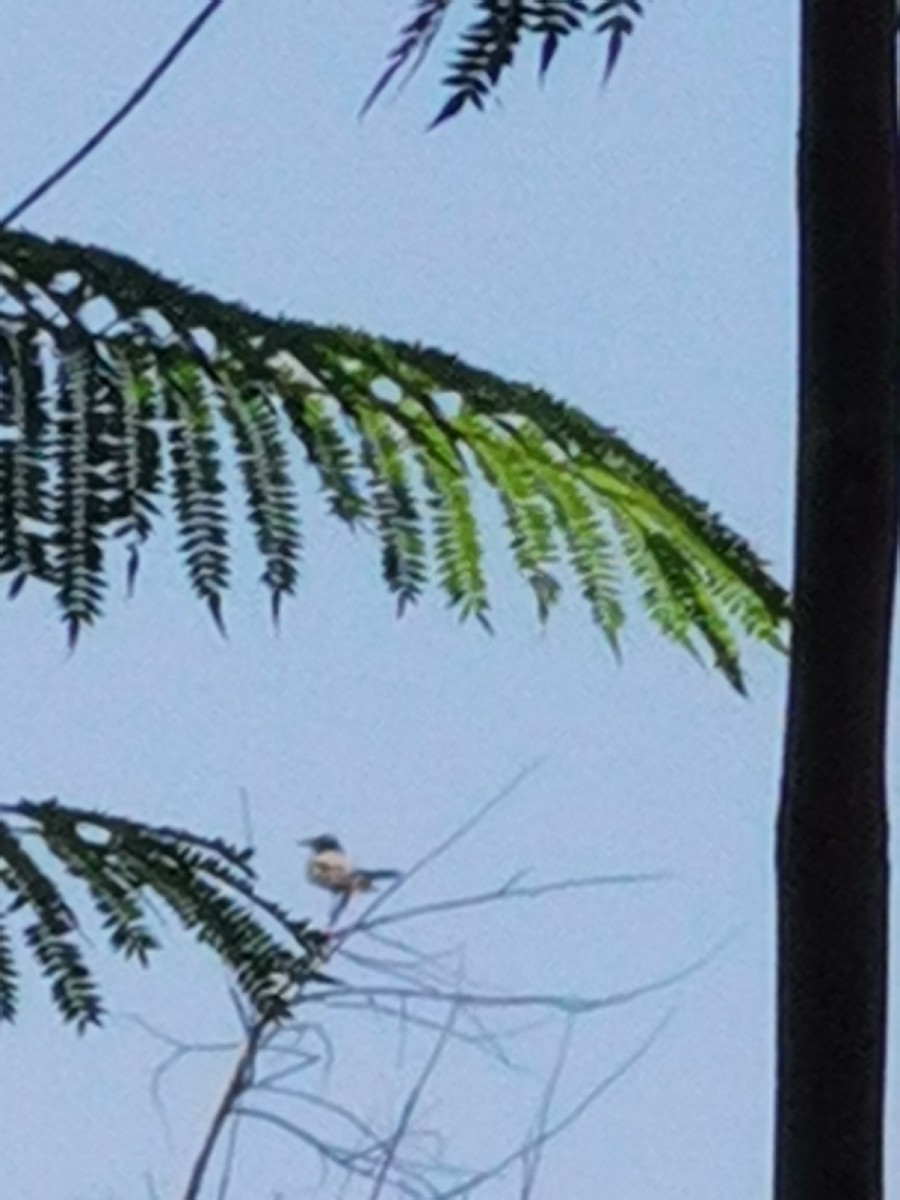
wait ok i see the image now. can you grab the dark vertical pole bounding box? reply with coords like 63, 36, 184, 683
776, 2, 897, 1198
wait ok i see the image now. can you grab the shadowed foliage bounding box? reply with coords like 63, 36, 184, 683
0, 230, 785, 689
365, 0, 648, 124
0, 796, 326, 1030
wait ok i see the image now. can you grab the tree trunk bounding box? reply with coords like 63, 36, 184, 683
776, 2, 897, 1198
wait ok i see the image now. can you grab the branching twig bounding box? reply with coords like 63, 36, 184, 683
431, 1009, 676, 1200
341, 760, 544, 935
309, 933, 732, 1014
355, 870, 667, 935
161, 768, 711, 1199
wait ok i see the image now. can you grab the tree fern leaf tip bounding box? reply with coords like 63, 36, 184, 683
126, 546, 140, 597
208, 594, 227, 637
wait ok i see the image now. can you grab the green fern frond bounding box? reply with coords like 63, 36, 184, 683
611, 507, 699, 653
640, 530, 745, 692
461, 417, 561, 622
369, 0, 648, 123
0, 798, 326, 1029
357, 405, 429, 612
282, 387, 369, 525
0, 230, 788, 686
419, 441, 491, 625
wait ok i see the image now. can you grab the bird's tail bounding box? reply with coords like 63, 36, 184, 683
353, 868, 401, 890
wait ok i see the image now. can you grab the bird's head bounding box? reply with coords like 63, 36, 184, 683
299, 834, 343, 853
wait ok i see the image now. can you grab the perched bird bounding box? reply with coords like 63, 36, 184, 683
299, 834, 400, 919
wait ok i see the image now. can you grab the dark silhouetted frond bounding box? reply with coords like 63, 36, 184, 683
595, 0, 645, 81
53, 343, 110, 646
0, 230, 787, 686
0, 797, 326, 1029
0, 326, 54, 595
368, 0, 648, 122
0, 920, 17, 1021
362, 0, 454, 116
430, 0, 528, 126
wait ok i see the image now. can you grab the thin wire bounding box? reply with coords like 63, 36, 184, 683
0, 0, 224, 230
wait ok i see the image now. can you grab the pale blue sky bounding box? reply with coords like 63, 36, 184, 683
0, 2, 895, 1198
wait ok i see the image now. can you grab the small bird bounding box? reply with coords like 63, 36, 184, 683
299, 834, 400, 920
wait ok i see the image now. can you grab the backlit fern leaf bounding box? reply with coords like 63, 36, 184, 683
357, 405, 428, 612
419, 442, 490, 624
505, 421, 623, 630
611, 506, 699, 652
282, 386, 369, 524
641, 529, 745, 692
532, 447, 624, 652
462, 417, 562, 622
0, 230, 788, 688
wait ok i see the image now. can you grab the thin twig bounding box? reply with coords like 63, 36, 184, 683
337, 941, 526, 1069
312, 990, 538, 1066
118, 1012, 240, 1147
313, 931, 733, 1015
0, 0, 224, 229
369, 999, 460, 1200
433, 1009, 676, 1200
231, 1106, 433, 1199
356, 871, 668, 934
337, 761, 544, 939
519, 1017, 574, 1200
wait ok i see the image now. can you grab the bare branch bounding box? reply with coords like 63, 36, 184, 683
160, 768, 702, 1199
310, 932, 732, 1015
355, 870, 668, 935
231, 1106, 436, 1199
433, 1009, 676, 1200
0, 1, 224, 229
340, 760, 544, 935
